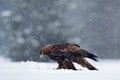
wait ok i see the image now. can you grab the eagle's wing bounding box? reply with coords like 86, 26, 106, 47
75, 57, 98, 70
62, 46, 98, 70
63, 46, 98, 61
49, 46, 66, 61
75, 49, 98, 61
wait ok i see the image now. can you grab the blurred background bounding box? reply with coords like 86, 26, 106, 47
0, 0, 120, 62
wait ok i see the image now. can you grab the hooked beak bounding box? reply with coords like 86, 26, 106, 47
40, 52, 44, 58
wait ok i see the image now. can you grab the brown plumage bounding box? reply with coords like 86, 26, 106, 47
39, 43, 98, 70
57, 59, 77, 70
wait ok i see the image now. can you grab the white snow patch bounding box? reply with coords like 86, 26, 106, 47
0, 59, 120, 80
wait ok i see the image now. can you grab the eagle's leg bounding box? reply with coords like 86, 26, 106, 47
57, 59, 77, 70
57, 61, 64, 69
57, 54, 77, 70
62, 59, 77, 70
56, 54, 67, 69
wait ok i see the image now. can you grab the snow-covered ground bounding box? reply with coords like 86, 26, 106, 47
0, 58, 120, 80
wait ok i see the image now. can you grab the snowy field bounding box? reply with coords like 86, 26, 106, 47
0, 58, 120, 80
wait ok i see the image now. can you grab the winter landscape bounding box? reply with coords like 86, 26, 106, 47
0, 57, 120, 80
1, 0, 120, 80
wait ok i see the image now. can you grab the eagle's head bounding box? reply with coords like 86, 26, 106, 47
39, 45, 53, 58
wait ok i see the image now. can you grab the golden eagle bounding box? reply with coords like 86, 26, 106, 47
39, 43, 98, 70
